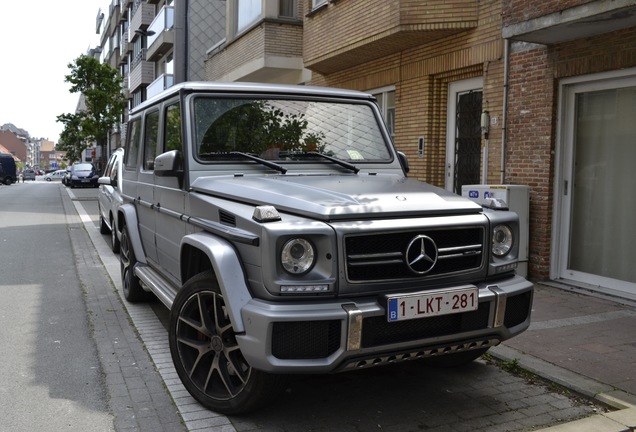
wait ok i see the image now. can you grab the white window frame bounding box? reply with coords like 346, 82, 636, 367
370, 85, 396, 140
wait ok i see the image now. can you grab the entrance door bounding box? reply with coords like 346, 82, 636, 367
555, 72, 636, 298
446, 78, 483, 194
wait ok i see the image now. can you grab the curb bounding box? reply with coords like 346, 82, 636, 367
490, 344, 636, 431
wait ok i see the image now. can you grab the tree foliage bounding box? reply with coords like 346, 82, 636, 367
56, 55, 126, 162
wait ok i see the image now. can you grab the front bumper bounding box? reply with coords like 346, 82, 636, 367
237, 275, 533, 373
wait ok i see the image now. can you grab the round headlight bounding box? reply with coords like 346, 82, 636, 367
492, 225, 513, 257
281, 238, 315, 274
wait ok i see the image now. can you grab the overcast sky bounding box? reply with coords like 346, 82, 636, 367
0, 1, 109, 142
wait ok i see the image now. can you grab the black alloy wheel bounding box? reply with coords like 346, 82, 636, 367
169, 271, 286, 415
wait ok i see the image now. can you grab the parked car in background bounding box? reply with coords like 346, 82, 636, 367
62, 167, 71, 186
67, 163, 99, 188
98, 148, 124, 252
22, 169, 36, 181
45, 169, 67, 181
0, 153, 17, 184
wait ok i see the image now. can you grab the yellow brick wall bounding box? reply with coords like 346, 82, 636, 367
309, 0, 504, 188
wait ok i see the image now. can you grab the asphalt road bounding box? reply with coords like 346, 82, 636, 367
1, 180, 609, 432
0, 181, 113, 431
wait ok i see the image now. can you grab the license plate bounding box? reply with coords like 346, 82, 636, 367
387, 286, 478, 322
81, 179, 89, 182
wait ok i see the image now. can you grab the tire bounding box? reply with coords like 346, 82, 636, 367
119, 224, 148, 302
169, 271, 286, 415
46, 178, 51, 182
99, 208, 109, 235
110, 215, 120, 253
420, 347, 490, 368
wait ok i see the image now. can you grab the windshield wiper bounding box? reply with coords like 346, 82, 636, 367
200, 151, 287, 174
283, 151, 360, 174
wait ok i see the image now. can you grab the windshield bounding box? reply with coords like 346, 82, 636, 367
74, 163, 93, 172
193, 97, 391, 162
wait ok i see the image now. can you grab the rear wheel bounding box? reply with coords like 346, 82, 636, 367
169, 271, 286, 415
99, 207, 109, 235
110, 215, 120, 253
119, 224, 147, 302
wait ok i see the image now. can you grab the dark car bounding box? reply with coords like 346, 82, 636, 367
68, 162, 99, 188
0, 153, 17, 184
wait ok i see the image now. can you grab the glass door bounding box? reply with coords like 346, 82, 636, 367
556, 73, 636, 297
446, 78, 483, 194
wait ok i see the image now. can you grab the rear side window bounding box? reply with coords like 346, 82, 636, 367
143, 110, 160, 171
126, 119, 141, 168
165, 103, 182, 153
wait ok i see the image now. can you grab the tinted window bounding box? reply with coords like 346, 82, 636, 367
143, 110, 160, 171
165, 103, 182, 153
126, 118, 141, 168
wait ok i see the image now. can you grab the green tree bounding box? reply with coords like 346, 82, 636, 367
56, 55, 126, 167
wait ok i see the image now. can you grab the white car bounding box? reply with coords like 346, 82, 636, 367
44, 169, 67, 181
97, 148, 124, 253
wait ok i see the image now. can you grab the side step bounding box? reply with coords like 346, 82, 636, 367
134, 264, 177, 309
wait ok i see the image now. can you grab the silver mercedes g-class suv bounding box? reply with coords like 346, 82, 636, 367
117, 82, 533, 414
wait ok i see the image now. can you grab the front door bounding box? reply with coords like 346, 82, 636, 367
446, 78, 483, 194
555, 71, 636, 298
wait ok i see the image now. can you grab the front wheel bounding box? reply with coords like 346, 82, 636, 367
169, 271, 286, 415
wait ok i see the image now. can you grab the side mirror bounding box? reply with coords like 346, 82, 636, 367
154, 150, 183, 177
98, 176, 115, 186
397, 151, 410, 174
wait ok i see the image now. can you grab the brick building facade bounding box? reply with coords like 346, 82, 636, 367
202, 0, 636, 299
503, 0, 636, 299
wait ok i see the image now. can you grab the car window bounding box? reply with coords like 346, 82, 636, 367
193, 97, 391, 162
143, 110, 160, 171
74, 163, 93, 172
126, 118, 141, 169
165, 103, 182, 153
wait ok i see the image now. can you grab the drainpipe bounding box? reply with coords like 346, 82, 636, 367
501, 39, 510, 184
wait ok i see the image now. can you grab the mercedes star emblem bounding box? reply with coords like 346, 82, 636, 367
405, 235, 438, 274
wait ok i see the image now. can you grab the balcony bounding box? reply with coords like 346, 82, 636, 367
129, 0, 155, 41
146, 6, 174, 62
146, 74, 174, 99
121, 30, 132, 56
129, 49, 154, 93
206, 20, 308, 84
120, 0, 131, 19
304, 0, 478, 74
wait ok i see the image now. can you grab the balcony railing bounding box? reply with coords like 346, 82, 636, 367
131, 48, 146, 69
147, 6, 174, 48
146, 74, 174, 99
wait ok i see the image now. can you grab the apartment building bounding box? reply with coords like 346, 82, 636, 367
502, 0, 636, 300
97, 0, 225, 156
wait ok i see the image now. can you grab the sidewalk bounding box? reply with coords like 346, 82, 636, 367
491, 283, 636, 431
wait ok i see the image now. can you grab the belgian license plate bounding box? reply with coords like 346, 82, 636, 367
387, 286, 478, 322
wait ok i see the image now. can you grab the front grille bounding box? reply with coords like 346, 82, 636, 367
361, 301, 491, 348
272, 320, 341, 359
504, 290, 532, 328
345, 227, 484, 282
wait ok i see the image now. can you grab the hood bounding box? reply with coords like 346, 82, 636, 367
190, 173, 482, 221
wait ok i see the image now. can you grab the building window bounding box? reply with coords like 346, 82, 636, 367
237, 0, 262, 34
312, 0, 327, 9
371, 87, 395, 140
280, 0, 295, 17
